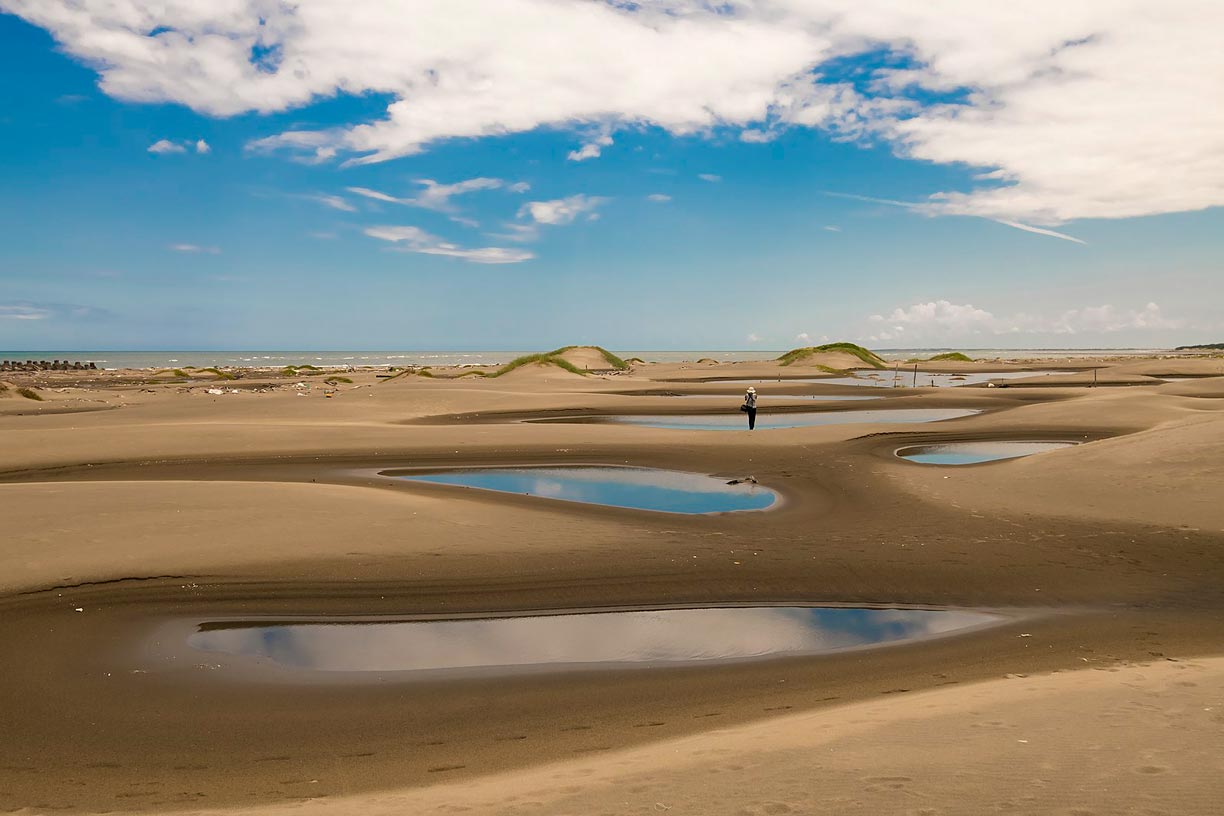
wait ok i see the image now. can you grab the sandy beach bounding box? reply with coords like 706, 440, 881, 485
2, 347, 1224, 814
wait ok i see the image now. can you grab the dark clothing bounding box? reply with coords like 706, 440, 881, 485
747, 407, 757, 430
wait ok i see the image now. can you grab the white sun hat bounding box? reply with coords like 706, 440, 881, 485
746, 387, 756, 393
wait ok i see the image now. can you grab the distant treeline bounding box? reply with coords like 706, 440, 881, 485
1175, 343, 1224, 350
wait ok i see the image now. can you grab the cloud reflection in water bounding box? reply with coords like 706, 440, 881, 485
188, 607, 997, 674
399, 467, 776, 513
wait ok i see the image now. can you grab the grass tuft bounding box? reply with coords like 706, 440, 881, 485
546, 345, 630, 370
17, 387, 43, 401
494, 353, 586, 377
778, 342, 886, 369
324, 376, 353, 384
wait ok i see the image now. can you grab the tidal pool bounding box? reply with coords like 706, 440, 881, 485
897, 441, 1077, 465
675, 394, 882, 401
604, 408, 980, 430
724, 371, 1074, 388
187, 606, 1000, 674
396, 466, 776, 513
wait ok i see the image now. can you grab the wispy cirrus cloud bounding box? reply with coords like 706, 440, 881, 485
0, 303, 52, 320
0, 301, 110, 321
826, 192, 1086, 243
348, 178, 526, 213
301, 193, 355, 212
169, 243, 221, 254
363, 225, 533, 264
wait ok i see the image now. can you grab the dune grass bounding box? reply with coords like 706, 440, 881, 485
778, 342, 886, 369
489, 353, 586, 377
929, 352, 974, 362
324, 376, 353, 384
17, 387, 43, 401
547, 345, 630, 370
198, 367, 236, 379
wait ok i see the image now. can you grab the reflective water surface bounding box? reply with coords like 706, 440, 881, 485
723, 371, 1074, 388
606, 408, 980, 430
188, 606, 999, 674
675, 394, 882, 401
897, 441, 1077, 465
396, 466, 776, 513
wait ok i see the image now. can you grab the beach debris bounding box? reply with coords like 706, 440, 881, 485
726, 476, 758, 485
206, 388, 224, 395
74, 607, 83, 612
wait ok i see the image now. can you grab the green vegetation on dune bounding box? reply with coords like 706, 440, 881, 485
547, 345, 630, 370
1176, 343, 1224, 351
928, 352, 975, 362
324, 376, 353, 384
17, 387, 43, 401
778, 342, 886, 369
493, 353, 586, 377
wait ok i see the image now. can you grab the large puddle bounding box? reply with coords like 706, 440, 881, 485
674, 394, 882, 401
604, 408, 980, 430
897, 441, 1077, 465
186, 606, 1000, 675
723, 371, 1074, 388
395, 466, 777, 513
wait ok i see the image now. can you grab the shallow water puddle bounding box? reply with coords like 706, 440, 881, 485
187, 607, 999, 674
724, 371, 1074, 388
605, 408, 980, 430
396, 466, 776, 513
675, 394, 882, 401
897, 441, 1076, 465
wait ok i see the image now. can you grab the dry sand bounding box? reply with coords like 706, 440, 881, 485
1, 352, 1223, 814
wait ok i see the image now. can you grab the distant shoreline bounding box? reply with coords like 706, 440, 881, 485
0, 347, 1195, 371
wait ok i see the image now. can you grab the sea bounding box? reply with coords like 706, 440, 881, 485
0, 348, 1177, 370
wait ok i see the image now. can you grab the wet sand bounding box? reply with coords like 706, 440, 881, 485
2, 354, 1223, 812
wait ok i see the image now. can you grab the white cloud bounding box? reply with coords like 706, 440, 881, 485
647, 193, 672, 202
992, 219, 1085, 245
866, 299, 1186, 342
169, 243, 220, 254
698, 174, 722, 183
346, 178, 523, 225
364, 225, 533, 264
519, 194, 607, 226
12, 1, 1224, 224
0, 304, 52, 320
195, 139, 211, 154
147, 139, 185, 155
822, 225, 841, 232
567, 131, 613, 162
303, 193, 355, 212
796, 332, 810, 341
747, 332, 762, 343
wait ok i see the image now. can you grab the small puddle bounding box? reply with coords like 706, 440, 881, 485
603, 408, 980, 430
186, 606, 1000, 675
394, 466, 777, 513
897, 441, 1077, 465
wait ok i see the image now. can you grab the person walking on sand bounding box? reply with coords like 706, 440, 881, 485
742, 386, 758, 430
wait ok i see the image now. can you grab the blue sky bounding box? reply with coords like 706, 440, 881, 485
1, 3, 1220, 351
